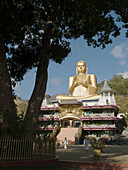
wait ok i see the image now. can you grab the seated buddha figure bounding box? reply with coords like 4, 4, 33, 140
56, 60, 98, 100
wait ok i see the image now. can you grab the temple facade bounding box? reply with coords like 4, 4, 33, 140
38, 61, 119, 141
39, 80, 119, 140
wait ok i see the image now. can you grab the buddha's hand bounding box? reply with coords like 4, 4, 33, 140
80, 80, 88, 87
73, 80, 79, 87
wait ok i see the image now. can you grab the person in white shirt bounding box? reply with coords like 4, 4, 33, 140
64, 137, 68, 149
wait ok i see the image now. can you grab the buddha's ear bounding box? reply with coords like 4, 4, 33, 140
76, 67, 78, 74
86, 66, 88, 74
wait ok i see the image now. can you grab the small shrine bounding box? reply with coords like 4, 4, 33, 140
39, 60, 119, 142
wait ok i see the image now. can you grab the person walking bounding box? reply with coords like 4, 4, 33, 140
83, 137, 89, 151
64, 137, 68, 149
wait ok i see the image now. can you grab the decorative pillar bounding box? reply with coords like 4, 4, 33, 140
60, 120, 62, 127
69, 120, 73, 127
81, 121, 83, 127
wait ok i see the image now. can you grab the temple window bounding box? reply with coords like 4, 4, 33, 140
106, 99, 109, 104
105, 92, 108, 96
54, 122, 59, 126
85, 111, 92, 114
93, 110, 102, 114
54, 112, 59, 115
83, 111, 87, 115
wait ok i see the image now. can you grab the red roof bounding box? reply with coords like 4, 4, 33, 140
40, 107, 58, 110
38, 117, 59, 121
83, 127, 116, 130
82, 105, 119, 109
39, 127, 54, 130
80, 117, 119, 120
40, 105, 119, 111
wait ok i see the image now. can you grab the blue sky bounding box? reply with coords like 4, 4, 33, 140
14, 29, 128, 100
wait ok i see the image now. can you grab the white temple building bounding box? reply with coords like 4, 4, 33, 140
39, 80, 119, 141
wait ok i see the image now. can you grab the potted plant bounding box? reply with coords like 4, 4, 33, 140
98, 138, 107, 152
91, 139, 105, 160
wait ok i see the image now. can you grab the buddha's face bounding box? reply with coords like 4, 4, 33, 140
77, 61, 86, 73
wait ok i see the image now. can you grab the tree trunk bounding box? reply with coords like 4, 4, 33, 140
24, 25, 52, 138
0, 39, 17, 135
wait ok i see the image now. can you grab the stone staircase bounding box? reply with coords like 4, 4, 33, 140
57, 128, 78, 143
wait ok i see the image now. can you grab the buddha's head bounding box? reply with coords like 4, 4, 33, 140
76, 60, 87, 74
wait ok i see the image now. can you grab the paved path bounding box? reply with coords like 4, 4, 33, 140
56, 144, 128, 165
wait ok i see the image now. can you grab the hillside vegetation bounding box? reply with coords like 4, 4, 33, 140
14, 97, 28, 116
109, 75, 128, 113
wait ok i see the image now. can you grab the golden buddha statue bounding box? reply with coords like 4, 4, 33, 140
56, 60, 99, 100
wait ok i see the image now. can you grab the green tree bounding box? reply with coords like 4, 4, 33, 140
1, 0, 128, 137
108, 75, 128, 113
0, 0, 35, 135
109, 75, 128, 95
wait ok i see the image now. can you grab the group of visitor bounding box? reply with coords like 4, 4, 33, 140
63, 136, 89, 151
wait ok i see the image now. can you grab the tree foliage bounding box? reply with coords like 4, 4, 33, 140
1, 0, 128, 137
0, 0, 36, 136
7, 0, 128, 81
109, 75, 128, 95
109, 75, 128, 113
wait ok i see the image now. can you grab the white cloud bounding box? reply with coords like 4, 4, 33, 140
14, 83, 21, 96
14, 83, 20, 91
110, 42, 128, 59
50, 78, 61, 86
11, 78, 21, 96
119, 60, 127, 65
118, 71, 128, 78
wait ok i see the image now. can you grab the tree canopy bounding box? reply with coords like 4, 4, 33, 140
109, 75, 128, 113
1, 0, 128, 137
7, 0, 128, 81
109, 75, 128, 95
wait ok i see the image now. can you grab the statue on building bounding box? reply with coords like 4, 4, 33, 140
56, 60, 99, 100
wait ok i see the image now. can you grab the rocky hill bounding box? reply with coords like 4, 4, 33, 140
14, 97, 28, 116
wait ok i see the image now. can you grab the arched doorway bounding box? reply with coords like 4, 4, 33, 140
60, 116, 81, 128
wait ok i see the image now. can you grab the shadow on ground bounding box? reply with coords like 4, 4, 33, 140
56, 144, 128, 164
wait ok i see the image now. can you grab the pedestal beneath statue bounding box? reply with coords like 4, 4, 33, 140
58, 100, 83, 128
